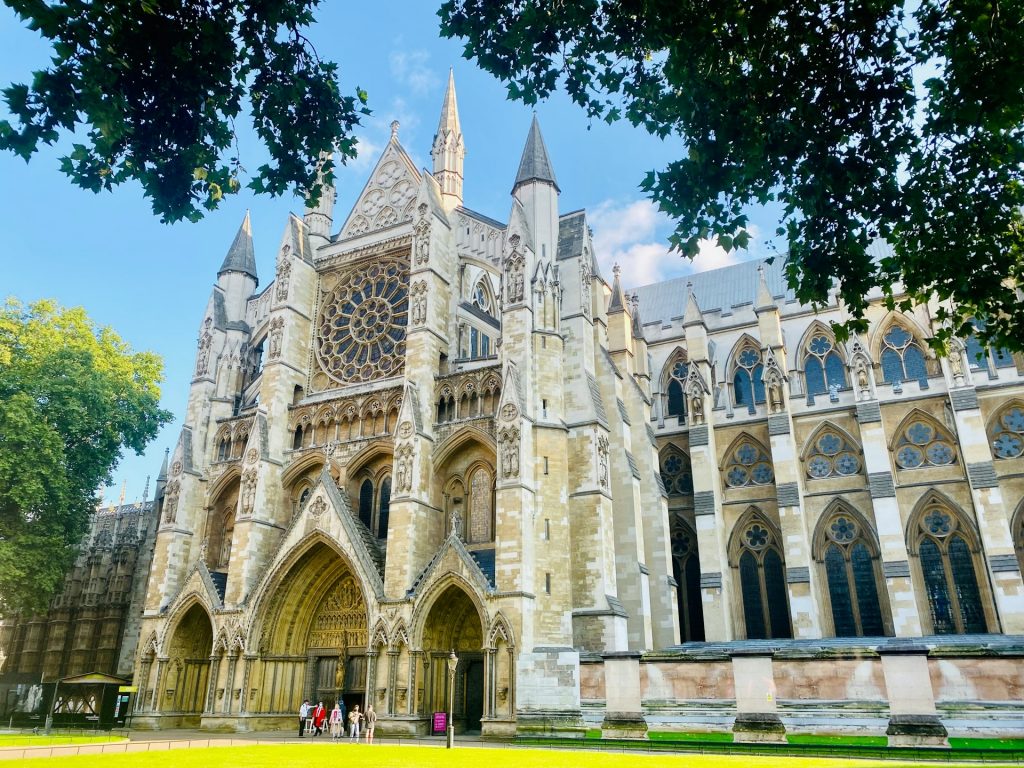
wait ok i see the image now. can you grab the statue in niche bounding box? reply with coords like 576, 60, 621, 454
597, 435, 609, 488
195, 318, 213, 376
855, 358, 869, 392
335, 650, 347, 690
499, 427, 520, 478
268, 317, 284, 359
768, 378, 784, 413
275, 258, 291, 302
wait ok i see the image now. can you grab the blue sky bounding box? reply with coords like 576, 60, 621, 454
0, 2, 770, 504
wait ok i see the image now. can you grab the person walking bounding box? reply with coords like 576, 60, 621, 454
312, 700, 326, 736
348, 704, 362, 740
338, 698, 347, 739
329, 701, 342, 740
298, 699, 310, 738
364, 704, 376, 744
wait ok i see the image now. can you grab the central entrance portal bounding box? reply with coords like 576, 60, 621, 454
421, 584, 484, 734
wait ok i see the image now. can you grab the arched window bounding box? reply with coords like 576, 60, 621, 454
358, 479, 374, 530
733, 513, 791, 640
804, 332, 847, 397
664, 357, 688, 422
671, 518, 704, 642
298, 487, 311, 508
724, 439, 774, 488
816, 508, 886, 637
965, 320, 1015, 372
733, 344, 765, 412
805, 429, 861, 479
467, 466, 494, 544
292, 427, 303, 450
880, 324, 928, 385
989, 404, 1024, 460
913, 501, 987, 634
377, 477, 391, 538
472, 278, 495, 317
660, 448, 694, 497
893, 417, 957, 469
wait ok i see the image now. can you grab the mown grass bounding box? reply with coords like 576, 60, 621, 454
949, 737, 1024, 751
11, 743, 1005, 768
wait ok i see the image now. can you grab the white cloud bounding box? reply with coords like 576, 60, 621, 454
389, 49, 440, 96
589, 197, 752, 288
347, 135, 383, 171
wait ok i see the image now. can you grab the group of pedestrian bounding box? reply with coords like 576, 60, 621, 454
298, 699, 376, 743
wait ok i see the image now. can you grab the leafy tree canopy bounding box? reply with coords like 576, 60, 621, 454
440, 0, 1024, 354
0, 0, 369, 223
0, 299, 173, 613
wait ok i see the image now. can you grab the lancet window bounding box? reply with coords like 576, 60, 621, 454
912, 500, 987, 634
733, 344, 766, 412
879, 324, 928, 385
989, 404, 1024, 460
804, 332, 847, 397
724, 439, 774, 488
893, 418, 957, 469
733, 512, 791, 640
805, 430, 861, 479
964, 320, 1015, 373
354, 474, 392, 540
671, 518, 704, 642
816, 508, 886, 637
664, 357, 688, 423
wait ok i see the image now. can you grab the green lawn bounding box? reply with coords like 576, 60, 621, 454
10, 744, 1009, 768
0, 733, 126, 747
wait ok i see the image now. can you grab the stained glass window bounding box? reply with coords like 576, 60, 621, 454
894, 419, 957, 469
965, 319, 1015, 371
661, 449, 694, 496
665, 358, 689, 421
819, 511, 886, 637
804, 333, 847, 397
736, 515, 792, 639
724, 440, 774, 488
377, 477, 391, 539
915, 503, 988, 634
880, 324, 928, 385
805, 429, 861, 479
358, 479, 374, 530
733, 345, 765, 412
989, 405, 1024, 460
671, 520, 705, 642
472, 279, 495, 317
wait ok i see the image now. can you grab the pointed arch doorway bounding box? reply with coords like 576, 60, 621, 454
421, 584, 485, 734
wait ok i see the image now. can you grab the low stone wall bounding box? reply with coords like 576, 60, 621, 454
583, 635, 1024, 743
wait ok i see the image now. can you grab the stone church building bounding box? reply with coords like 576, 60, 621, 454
128, 74, 1024, 739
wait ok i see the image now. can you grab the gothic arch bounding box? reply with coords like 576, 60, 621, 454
868, 310, 932, 364
161, 593, 215, 657
719, 433, 775, 488
486, 612, 515, 650
727, 506, 783, 566
727, 506, 792, 640
887, 409, 961, 471
281, 452, 328, 488
659, 444, 694, 498
726, 333, 763, 376
433, 425, 497, 468
345, 441, 394, 478
410, 572, 488, 650
391, 619, 411, 650
800, 421, 863, 461
370, 619, 389, 651
795, 320, 845, 371
811, 499, 879, 557
206, 466, 242, 508
659, 347, 690, 422
905, 489, 981, 554
986, 400, 1024, 461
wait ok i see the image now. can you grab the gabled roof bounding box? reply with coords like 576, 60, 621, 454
219, 211, 258, 282
513, 115, 559, 192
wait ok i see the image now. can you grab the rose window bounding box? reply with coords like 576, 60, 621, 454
894, 419, 957, 469
315, 258, 409, 385
724, 440, 774, 488
990, 406, 1024, 460
805, 430, 861, 479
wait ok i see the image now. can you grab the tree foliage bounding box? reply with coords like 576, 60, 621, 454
0, 0, 369, 223
440, 0, 1024, 353
0, 300, 172, 614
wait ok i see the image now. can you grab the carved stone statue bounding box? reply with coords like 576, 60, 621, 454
690, 392, 704, 425
768, 379, 784, 413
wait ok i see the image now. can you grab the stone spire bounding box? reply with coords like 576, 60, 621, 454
607, 263, 627, 314
683, 281, 704, 326
755, 262, 775, 312
141, 475, 151, 504
218, 210, 258, 283
158, 447, 169, 482
431, 68, 465, 210
304, 152, 335, 244
513, 114, 559, 193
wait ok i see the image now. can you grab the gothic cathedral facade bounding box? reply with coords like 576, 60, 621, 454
132, 74, 1024, 738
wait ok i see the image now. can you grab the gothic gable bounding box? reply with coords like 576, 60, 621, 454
339, 138, 422, 240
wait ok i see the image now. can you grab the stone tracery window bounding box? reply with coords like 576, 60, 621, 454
315, 257, 409, 386
816, 509, 886, 637
964, 319, 1015, 373
724, 439, 774, 488
660, 448, 694, 496
805, 429, 861, 479
893, 418, 957, 469
472, 278, 495, 318
671, 518, 704, 642
733, 512, 791, 640
664, 356, 688, 422
990, 404, 1024, 460
912, 500, 987, 634
804, 331, 847, 397
733, 343, 765, 412
879, 324, 927, 385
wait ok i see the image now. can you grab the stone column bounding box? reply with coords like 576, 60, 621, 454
152, 658, 167, 712
136, 658, 153, 712
879, 643, 948, 747
408, 651, 422, 716
600, 652, 647, 738
205, 654, 221, 714
387, 650, 400, 715
857, 400, 923, 636
306, 653, 317, 703
238, 655, 253, 714
730, 650, 785, 743
223, 652, 238, 714
484, 649, 494, 719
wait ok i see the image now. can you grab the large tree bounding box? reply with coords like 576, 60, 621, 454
0, 0, 368, 223
438, 0, 1023, 354
0, 299, 172, 613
